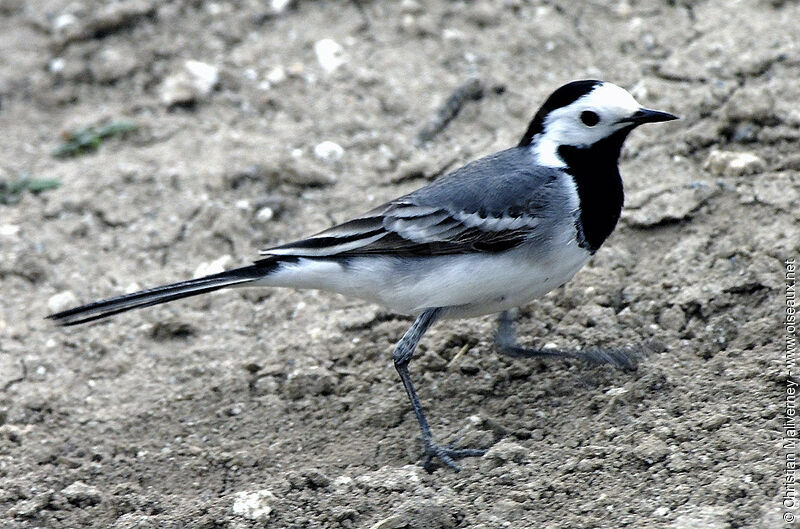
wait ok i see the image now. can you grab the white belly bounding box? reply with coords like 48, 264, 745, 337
256, 239, 591, 319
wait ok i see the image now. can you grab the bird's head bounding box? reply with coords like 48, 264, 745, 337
520, 80, 678, 168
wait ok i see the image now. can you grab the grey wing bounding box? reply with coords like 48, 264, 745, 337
261, 148, 571, 258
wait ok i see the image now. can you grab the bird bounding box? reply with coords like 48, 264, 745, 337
48, 80, 678, 471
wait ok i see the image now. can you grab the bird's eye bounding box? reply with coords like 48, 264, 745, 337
580, 110, 600, 127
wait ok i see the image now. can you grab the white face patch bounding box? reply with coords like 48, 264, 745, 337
532, 82, 643, 167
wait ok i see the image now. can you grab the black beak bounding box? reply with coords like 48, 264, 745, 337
621, 108, 679, 125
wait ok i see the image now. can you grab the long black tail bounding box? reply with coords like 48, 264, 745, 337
47, 262, 277, 326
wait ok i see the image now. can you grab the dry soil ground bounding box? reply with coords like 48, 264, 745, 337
0, 0, 798, 528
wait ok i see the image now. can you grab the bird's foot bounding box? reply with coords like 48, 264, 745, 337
421, 438, 487, 472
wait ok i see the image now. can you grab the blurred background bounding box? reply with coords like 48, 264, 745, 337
0, 1, 797, 527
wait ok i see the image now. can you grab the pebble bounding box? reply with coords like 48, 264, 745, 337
270, 0, 295, 13
52, 0, 155, 46
313, 140, 344, 163
0, 424, 25, 444
265, 65, 286, 85
184, 60, 219, 94
283, 366, 336, 399
231, 489, 276, 521
61, 481, 103, 507
481, 440, 528, 468
159, 60, 219, 106
356, 465, 421, 492
653, 506, 670, 517
672, 506, 729, 529
193, 255, 232, 278
48, 291, 78, 313
91, 45, 138, 83
659, 305, 686, 332
255, 206, 274, 223
632, 435, 670, 465
704, 150, 765, 176
400, 0, 424, 14
52, 12, 79, 33
314, 38, 346, 73
0, 224, 20, 236
625, 186, 717, 228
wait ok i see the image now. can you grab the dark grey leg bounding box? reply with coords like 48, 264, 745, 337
394, 308, 487, 471
494, 310, 639, 371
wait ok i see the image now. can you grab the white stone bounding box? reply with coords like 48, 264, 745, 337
255, 207, 274, 223
52, 13, 78, 32
193, 255, 232, 278
48, 291, 78, 313
314, 38, 346, 73
160, 74, 196, 106
0, 224, 20, 236
271, 0, 294, 13
184, 60, 219, 95
232, 490, 276, 521
61, 481, 102, 506
266, 65, 286, 84
160, 60, 220, 106
704, 150, 765, 177
49, 58, 66, 73
314, 140, 344, 162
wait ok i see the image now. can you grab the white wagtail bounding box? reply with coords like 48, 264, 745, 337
49, 80, 677, 471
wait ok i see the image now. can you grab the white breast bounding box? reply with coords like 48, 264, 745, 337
254, 233, 591, 319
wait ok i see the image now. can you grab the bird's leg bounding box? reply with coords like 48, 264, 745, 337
393, 308, 487, 472
494, 310, 639, 371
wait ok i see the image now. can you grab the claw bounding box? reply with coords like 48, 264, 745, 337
421, 440, 487, 472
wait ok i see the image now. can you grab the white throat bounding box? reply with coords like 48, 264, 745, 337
526, 82, 642, 169
530, 134, 567, 168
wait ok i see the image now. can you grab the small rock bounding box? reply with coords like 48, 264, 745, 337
314, 38, 346, 73
400, 0, 424, 14
193, 255, 232, 278
255, 206, 274, 223
625, 186, 718, 228
704, 150, 765, 177
356, 465, 421, 492
466, 1, 500, 27
0, 424, 25, 444
231, 489, 276, 521
159, 60, 219, 106
672, 506, 729, 529
653, 506, 670, 517
9, 495, 49, 518
48, 291, 78, 313
482, 439, 528, 468
0, 224, 20, 236
283, 366, 336, 399
369, 515, 407, 529
752, 172, 798, 211
112, 513, 159, 529
659, 305, 686, 332
313, 140, 344, 163
633, 435, 669, 465
265, 65, 286, 85
159, 74, 196, 106
61, 481, 102, 507
286, 468, 331, 489
53, 0, 156, 46
184, 60, 219, 94
270, 0, 295, 13
52, 12, 79, 33
91, 45, 138, 83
